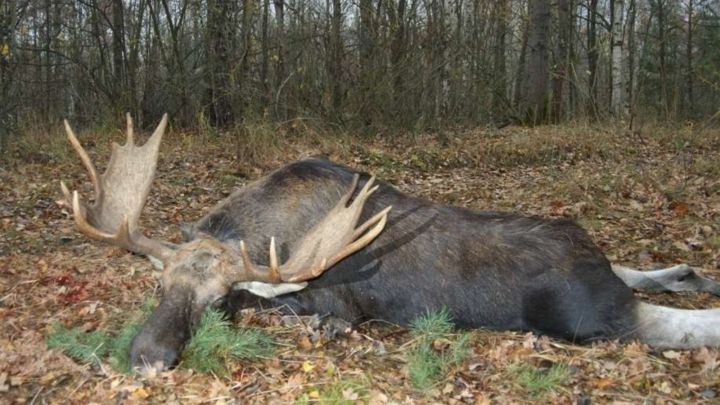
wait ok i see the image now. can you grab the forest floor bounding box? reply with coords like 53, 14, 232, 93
1, 121, 720, 404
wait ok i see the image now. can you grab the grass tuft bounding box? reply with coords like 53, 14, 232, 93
181, 308, 274, 374
107, 321, 143, 374
46, 323, 112, 367
508, 363, 569, 396
410, 308, 454, 340
297, 377, 370, 404
407, 309, 470, 391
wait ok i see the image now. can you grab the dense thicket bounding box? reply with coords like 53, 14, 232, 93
1, 0, 719, 140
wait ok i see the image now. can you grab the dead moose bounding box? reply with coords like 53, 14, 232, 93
60, 115, 720, 371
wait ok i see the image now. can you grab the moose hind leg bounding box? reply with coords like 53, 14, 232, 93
632, 302, 720, 348
611, 264, 720, 296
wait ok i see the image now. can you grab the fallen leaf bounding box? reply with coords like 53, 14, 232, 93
130, 387, 149, 400
297, 335, 312, 351
662, 350, 681, 360
301, 361, 315, 373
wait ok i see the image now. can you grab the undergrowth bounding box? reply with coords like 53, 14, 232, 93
6, 119, 719, 172
45, 325, 112, 368
297, 376, 370, 404
182, 308, 273, 374
407, 309, 470, 391
46, 320, 144, 374
508, 362, 569, 397
46, 305, 273, 375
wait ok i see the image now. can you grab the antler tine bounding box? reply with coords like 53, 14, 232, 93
59, 181, 72, 208
338, 174, 360, 207
64, 120, 100, 198
268, 237, 282, 282
126, 113, 134, 145
239, 240, 255, 278
147, 113, 168, 148
351, 205, 392, 242
326, 206, 390, 270
238, 238, 283, 282
349, 176, 379, 210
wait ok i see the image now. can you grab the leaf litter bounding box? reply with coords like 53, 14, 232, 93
1, 124, 720, 403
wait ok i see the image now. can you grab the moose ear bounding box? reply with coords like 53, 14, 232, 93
232, 281, 308, 298
180, 222, 195, 241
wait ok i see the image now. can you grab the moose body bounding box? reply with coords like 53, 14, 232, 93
191, 158, 635, 341
60, 115, 720, 371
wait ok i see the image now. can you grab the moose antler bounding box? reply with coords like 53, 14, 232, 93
60, 114, 175, 262
238, 174, 392, 283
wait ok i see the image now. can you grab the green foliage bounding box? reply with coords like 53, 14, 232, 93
107, 321, 143, 374
181, 308, 273, 374
410, 308, 454, 340
46, 300, 153, 374
408, 342, 444, 390
46, 323, 112, 367
46, 305, 273, 375
297, 377, 370, 404
407, 309, 471, 391
508, 363, 569, 397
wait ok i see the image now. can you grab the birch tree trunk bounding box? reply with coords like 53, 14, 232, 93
611, 0, 625, 117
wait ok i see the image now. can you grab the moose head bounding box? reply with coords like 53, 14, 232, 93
60, 114, 391, 371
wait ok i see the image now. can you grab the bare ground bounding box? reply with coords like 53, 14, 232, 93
1, 123, 720, 404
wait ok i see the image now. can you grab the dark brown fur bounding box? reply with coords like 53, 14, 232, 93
131, 158, 637, 368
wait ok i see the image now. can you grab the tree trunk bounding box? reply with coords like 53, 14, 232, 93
491, 0, 508, 118
513, 14, 529, 110
206, 0, 235, 126
127, 0, 147, 120
261, 0, 270, 107
274, 0, 286, 119
551, 0, 572, 122
627, 0, 636, 119
239, 0, 255, 116
658, 0, 668, 116
610, 0, 625, 118
112, 0, 126, 112
587, 0, 599, 118
329, 0, 343, 120
686, 0, 694, 115
521, 0, 551, 125
390, 0, 407, 121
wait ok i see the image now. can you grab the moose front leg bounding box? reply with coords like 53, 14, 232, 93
612, 264, 720, 296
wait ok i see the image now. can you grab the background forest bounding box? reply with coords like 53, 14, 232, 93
2, 0, 720, 149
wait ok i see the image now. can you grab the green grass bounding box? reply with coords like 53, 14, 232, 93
181, 308, 273, 374
297, 377, 370, 404
508, 363, 569, 397
107, 321, 144, 374
407, 309, 471, 391
410, 308, 454, 340
46, 300, 151, 374
46, 323, 112, 367
46, 302, 272, 375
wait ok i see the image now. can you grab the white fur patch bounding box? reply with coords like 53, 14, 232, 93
232, 281, 308, 298
634, 302, 720, 348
